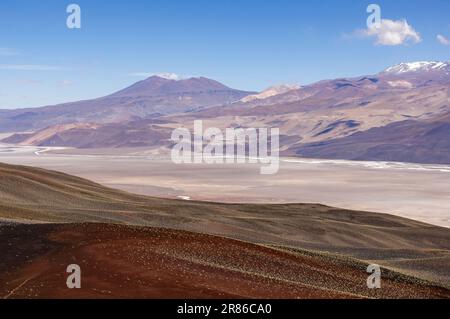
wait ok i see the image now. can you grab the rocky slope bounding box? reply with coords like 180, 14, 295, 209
1, 162, 450, 289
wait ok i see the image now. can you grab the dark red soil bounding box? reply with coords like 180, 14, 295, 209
1, 223, 449, 299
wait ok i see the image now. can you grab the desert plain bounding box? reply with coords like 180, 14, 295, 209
1, 143, 449, 228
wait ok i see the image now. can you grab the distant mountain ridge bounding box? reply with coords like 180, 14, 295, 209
112, 76, 235, 97
383, 61, 450, 74
2, 61, 450, 165
240, 84, 300, 103
0, 76, 254, 132
291, 111, 450, 164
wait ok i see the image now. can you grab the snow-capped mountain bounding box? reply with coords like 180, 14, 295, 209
383, 61, 450, 74
154, 72, 181, 80
240, 84, 300, 103
3, 60, 450, 163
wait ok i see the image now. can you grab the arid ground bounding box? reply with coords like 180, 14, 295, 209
1, 161, 450, 298
1, 144, 450, 228
1, 223, 449, 299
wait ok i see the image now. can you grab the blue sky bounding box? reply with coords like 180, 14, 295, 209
0, 0, 449, 109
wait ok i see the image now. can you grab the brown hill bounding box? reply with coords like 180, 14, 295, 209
1, 223, 449, 299
1, 162, 450, 290
2, 120, 173, 148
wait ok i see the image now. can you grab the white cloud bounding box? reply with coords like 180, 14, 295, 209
0, 64, 62, 71
437, 34, 450, 46
359, 19, 421, 46
155, 73, 181, 80
129, 72, 181, 80
0, 48, 19, 56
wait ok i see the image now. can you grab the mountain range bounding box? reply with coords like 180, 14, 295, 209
2, 61, 450, 164
0, 76, 253, 132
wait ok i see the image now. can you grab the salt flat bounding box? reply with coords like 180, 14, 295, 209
1, 144, 449, 228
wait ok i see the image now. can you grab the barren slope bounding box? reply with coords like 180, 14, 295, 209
1, 162, 450, 288
291, 112, 450, 164
1, 223, 448, 299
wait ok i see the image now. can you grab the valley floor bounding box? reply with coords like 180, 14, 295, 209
1, 144, 450, 228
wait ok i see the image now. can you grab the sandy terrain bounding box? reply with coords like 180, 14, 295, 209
1, 145, 450, 228
1, 160, 450, 290
1, 223, 449, 299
